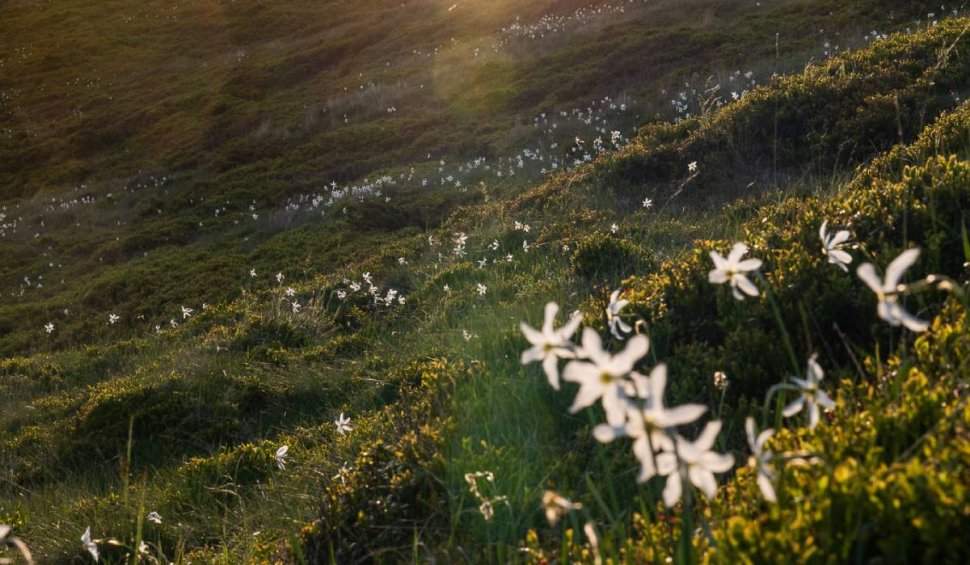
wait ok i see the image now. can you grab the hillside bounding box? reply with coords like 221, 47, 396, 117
1, 1, 969, 563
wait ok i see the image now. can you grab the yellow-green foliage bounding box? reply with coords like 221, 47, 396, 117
705, 302, 970, 563
303, 357, 463, 563
519, 17, 970, 211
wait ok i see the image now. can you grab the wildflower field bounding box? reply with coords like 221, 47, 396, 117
1, 1, 969, 563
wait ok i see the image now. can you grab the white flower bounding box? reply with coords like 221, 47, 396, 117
520, 302, 583, 389
606, 289, 632, 340
610, 223, 619, 234
745, 417, 776, 503
708, 243, 762, 300
476, 283, 488, 296
275, 445, 289, 470
81, 526, 99, 561
108, 313, 120, 325
641, 197, 653, 209
688, 161, 698, 173
334, 413, 352, 435
275, 272, 284, 284
542, 490, 583, 526
44, 322, 54, 334
857, 248, 929, 332
563, 329, 648, 425
595, 364, 707, 481
181, 305, 193, 319
147, 511, 163, 524
249, 268, 257, 278
656, 421, 734, 506
284, 287, 296, 297
819, 220, 853, 271
783, 356, 835, 429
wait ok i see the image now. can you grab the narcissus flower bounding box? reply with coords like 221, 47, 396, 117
745, 417, 777, 502
709, 243, 762, 300
656, 421, 734, 506
857, 248, 929, 332
334, 413, 352, 435
275, 445, 289, 470
520, 302, 583, 389
606, 289, 631, 340
595, 364, 707, 481
819, 220, 853, 272
783, 356, 835, 429
81, 527, 99, 561
564, 329, 648, 425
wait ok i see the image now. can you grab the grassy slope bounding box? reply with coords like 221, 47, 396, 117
1, 2, 968, 563
0, 0, 942, 356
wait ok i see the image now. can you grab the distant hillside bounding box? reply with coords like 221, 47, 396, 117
0, 0, 945, 357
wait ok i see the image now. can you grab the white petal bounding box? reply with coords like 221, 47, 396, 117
807, 402, 820, 429
656, 452, 678, 476
649, 364, 667, 402
830, 230, 851, 246
542, 354, 561, 390
736, 258, 763, 272
877, 300, 898, 325
731, 284, 745, 300
727, 242, 749, 264
757, 472, 777, 503
663, 403, 707, 427
612, 334, 649, 372
807, 356, 825, 383
602, 387, 628, 427
563, 360, 598, 384
709, 250, 727, 270
569, 382, 604, 413
829, 249, 852, 266
559, 312, 584, 341
593, 423, 625, 443
542, 302, 559, 335
885, 248, 920, 288
632, 437, 658, 482
897, 306, 930, 332
756, 429, 774, 452
689, 467, 718, 499
662, 472, 682, 507
580, 328, 608, 365
817, 389, 835, 410
709, 269, 729, 284
735, 275, 759, 297
520, 322, 544, 345
521, 346, 545, 365
745, 417, 757, 450
694, 421, 722, 451
856, 263, 884, 293
700, 452, 735, 473
782, 397, 805, 418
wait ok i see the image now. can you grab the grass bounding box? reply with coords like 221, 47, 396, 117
2, 2, 970, 563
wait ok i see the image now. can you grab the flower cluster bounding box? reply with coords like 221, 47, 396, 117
522, 222, 942, 509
